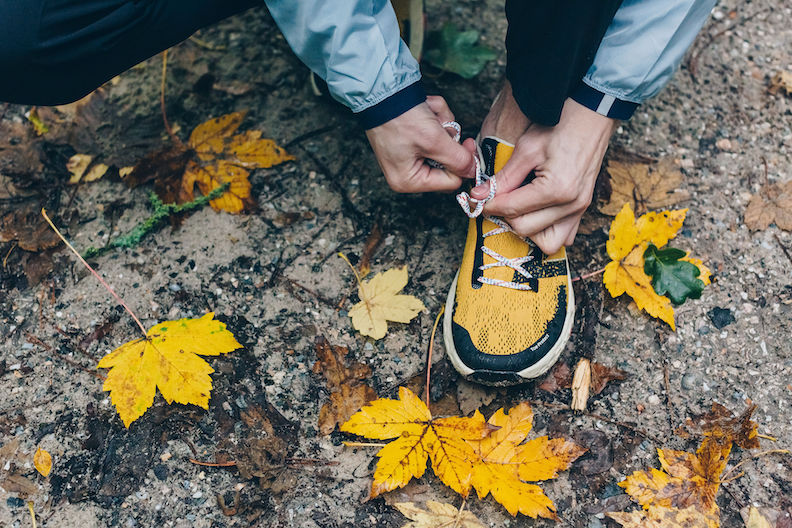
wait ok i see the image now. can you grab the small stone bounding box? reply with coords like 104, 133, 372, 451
160, 452, 172, 462
707, 307, 735, 329
587, 518, 604, 528
153, 464, 168, 481
235, 395, 248, 409
697, 325, 711, 335
647, 394, 661, 406
168, 283, 181, 292
6, 497, 25, 508
681, 372, 701, 390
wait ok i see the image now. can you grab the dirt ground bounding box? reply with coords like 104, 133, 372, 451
2, 0, 791, 527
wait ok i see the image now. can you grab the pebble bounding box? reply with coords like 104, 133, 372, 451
707, 307, 735, 329
153, 464, 168, 481
647, 394, 661, 406
6, 497, 25, 508
587, 518, 604, 528
168, 283, 181, 292
235, 395, 248, 409
681, 372, 702, 390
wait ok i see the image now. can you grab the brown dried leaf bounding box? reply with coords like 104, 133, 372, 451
312, 337, 376, 435
685, 402, 760, 450
0, 206, 60, 251
2, 473, 38, 496
590, 362, 627, 395
538, 361, 572, 393
744, 181, 792, 231
600, 160, 689, 216
359, 223, 383, 277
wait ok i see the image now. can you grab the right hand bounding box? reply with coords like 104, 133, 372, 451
365, 96, 477, 193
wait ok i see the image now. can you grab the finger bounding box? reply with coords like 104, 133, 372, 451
426, 95, 455, 123
531, 214, 580, 255
417, 165, 464, 193
564, 217, 581, 247
423, 130, 476, 180
470, 138, 543, 200
484, 176, 571, 218
507, 204, 577, 239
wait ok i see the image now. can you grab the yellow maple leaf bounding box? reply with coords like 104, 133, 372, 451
33, 447, 52, 477
343, 259, 425, 340
393, 501, 487, 528
608, 504, 719, 528
180, 112, 294, 213
341, 386, 491, 497
467, 403, 585, 519
609, 433, 736, 528
600, 159, 689, 216
603, 203, 710, 329
97, 313, 242, 427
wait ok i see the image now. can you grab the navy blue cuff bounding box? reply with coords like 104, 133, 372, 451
356, 81, 427, 129
570, 82, 639, 121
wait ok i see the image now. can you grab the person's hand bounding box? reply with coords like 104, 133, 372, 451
366, 96, 477, 193
473, 98, 617, 254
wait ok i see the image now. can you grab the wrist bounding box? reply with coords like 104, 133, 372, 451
356, 81, 427, 130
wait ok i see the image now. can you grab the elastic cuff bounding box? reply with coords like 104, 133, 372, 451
355, 81, 426, 129
570, 82, 639, 121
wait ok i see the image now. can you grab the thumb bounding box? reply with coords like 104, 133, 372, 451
470, 144, 541, 200
425, 132, 476, 180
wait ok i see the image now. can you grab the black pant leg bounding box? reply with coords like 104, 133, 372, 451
504, 0, 623, 126
0, 0, 261, 105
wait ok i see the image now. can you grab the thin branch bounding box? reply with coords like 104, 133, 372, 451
41, 209, 148, 337
425, 306, 445, 409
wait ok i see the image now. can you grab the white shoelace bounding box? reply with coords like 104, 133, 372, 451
433, 121, 535, 291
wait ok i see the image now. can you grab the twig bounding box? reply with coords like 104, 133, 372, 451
454, 497, 467, 528
188, 35, 226, 51
663, 361, 675, 434
282, 277, 337, 308
189, 458, 237, 467
343, 441, 387, 448
82, 184, 229, 258
774, 234, 792, 265
284, 124, 340, 150
41, 209, 148, 337
757, 433, 777, 442
572, 267, 606, 282
425, 306, 445, 409
721, 449, 791, 483
529, 399, 661, 444
2, 242, 16, 268
160, 50, 184, 148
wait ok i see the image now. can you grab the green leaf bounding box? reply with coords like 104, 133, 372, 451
424, 23, 497, 79
643, 243, 704, 305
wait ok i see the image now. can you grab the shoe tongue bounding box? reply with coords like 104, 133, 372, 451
479, 136, 514, 176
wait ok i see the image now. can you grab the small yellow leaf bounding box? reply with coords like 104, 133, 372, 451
394, 501, 487, 528
189, 111, 246, 160
33, 447, 52, 477
67, 154, 93, 184
341, 387, 490, 497
608, 504, 719, 528
97, 313, 242, 427
348, 266, 425, 340
179, 112, 293, 213
744, 506, 773, 528
603, 203, 708, 330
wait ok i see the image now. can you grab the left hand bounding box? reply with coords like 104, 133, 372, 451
471, 98, 617, 255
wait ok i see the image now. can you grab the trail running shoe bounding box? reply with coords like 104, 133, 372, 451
443, 137, 575, 386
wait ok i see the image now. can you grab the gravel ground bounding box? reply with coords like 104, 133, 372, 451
1, 1, 791, 527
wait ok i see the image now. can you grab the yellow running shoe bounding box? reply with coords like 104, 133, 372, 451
443, 137, 574, 386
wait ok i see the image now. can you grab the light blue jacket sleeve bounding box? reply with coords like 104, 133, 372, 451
263, 0, 421, 114
584, 0, 716, 104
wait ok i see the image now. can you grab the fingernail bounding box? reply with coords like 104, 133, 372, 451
471, 183, 488, 199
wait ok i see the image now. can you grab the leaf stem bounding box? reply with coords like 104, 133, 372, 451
27, 502, 37, 528
425, 306, 445, 409
342, 441, 386, 448
720, 449, 791, 483
160, 50, 185, 149
188, 458, 237, 467
41, 209, 148, 337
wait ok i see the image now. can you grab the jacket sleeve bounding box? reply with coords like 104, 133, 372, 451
571, 0, 716, 120
263, 0, 425, 128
